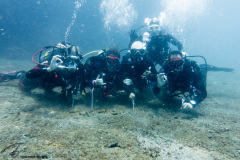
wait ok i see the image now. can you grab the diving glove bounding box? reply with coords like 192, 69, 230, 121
181, 102, 193, 110
129, 29, 138, 42
123, 79, 133, 85
157, 73, 167, 88
47, 55, 64, 72
129, 93, 135, 100
142, 67, 151, 79
94, 78, 106, 86
142, 71, 151, 79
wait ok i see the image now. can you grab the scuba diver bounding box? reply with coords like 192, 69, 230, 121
83, 47, 122, 100
156, 50, 207, 109
0, 42, 84, 105
121, 41, 158, 101
129, 17, 183, 66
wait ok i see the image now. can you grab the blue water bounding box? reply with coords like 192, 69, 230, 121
1, 0, 239, 69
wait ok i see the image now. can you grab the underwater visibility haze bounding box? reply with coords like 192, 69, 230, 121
0, 0, 240, 159
0, 0, 239, 65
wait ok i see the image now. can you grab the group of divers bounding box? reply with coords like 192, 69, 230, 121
0, 17, 233, 110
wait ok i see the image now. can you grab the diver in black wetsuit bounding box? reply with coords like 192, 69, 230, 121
0, 42, 84, 101
129, 17, 183, 66
121, 41, 158, 101
82, 47, 122, 99
156, 51, 207, 109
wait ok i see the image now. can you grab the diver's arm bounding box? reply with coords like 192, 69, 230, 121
88, 71, 101, 88
191, 62, 207, 105
181, 84, 207, 109
148, 60, 158, 81
128, 29, 139, 48
0, 71, 26, 82
120, 63, 134, 94
26, 66, 48, 79
121, 72, 134, 94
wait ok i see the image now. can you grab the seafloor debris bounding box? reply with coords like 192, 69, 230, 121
104, 142, 126, 148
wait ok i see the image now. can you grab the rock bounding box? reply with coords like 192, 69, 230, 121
105, 142, 126, 148
224, 128, 230, 132
45, 140, 52, 145
8, 111, 15, 114
150, 152, 158, 158
15, 111, 21, 117
112, 112, 118, 115
69, 108, 81, 113
98, 109, 106, 113
79, 111, 89, 116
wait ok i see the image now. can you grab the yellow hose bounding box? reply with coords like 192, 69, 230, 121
82, 50, 102, 57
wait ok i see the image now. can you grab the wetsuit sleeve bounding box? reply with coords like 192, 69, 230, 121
26, 65, 47, 79
128, 29, 138, 48
191, 62, 207, 105
83, 56, 106, 88
120, 58, 134, 93
128, 30, 145, 48
148, 59, 158, 81
120, 56, 130, 80
83, 67, 98, 88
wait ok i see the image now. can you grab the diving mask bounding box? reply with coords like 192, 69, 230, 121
131, 49, 145, 56
169, 58, 184, 68
106, 55, 119, 66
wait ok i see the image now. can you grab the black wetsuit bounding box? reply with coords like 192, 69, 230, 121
162, 59, 207, 105
121, 53, 158, 93
83, 56, 122, 97
147, 31, 183, 66
20, 61, 84, 97
129, 30, 183, 66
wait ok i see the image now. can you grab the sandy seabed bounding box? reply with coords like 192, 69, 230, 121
0, 58, 240, 160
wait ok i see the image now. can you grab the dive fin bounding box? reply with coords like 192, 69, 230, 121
200, 64, 234, 72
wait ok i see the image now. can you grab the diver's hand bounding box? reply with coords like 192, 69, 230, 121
182, 51, 188, 57
142, 71, 151, 79
142, 67, 151, 79
47, 55, 64, 72
94, 78, 106, 86
123, 79, 133, 85
181, 102, 193, 110
129, 29, 138, 41
157, 73, 167, 88
129, 93, 135, 101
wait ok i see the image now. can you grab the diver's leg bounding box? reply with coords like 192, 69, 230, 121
0, 71, 25, 83
19, 72, 41, 91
